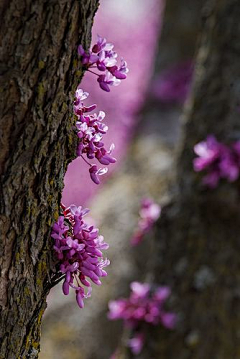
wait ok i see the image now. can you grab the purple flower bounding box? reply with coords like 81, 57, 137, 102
89, 165, 108, 185
193, 135, 240, 187
108, 281, 177, 331
97, 73, 121, 92
92, 35, 113, 53
219, 150, 239, 181
131, 282, 150, 299
108, 59, 129, 80
193, 135, 221, 172
131, 198, 161, 246
97, 48, 118, 70
78, 35, 129, 92
74, 89, 115, 184
154, 286, 171, 302
51, 204, 110, 309
78, 45, 98, 65
74, 86, 97, 115
140, 198, 161, 222
128, 333, 145, 355
160, 312, 177, 330
108, 300, 127, 320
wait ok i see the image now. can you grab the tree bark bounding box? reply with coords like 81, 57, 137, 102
135, 0, 240, 358
0, 1, 99, 358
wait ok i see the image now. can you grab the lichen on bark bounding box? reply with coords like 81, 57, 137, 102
0, 1, 99, 358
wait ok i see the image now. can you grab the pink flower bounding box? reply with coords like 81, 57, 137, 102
131, 282, 150, 299
193, 135, 221, 172
140, 198, 161, 222
89, 165, 108, 185
154, 286, 171, 302
51, 203, 110, 309
193, 135, 240, 187
74, 88, 115, 184
108, 281, 177, 330
160, 312, 177, 330
97, 73, 121, 92
128, 333, 145, 355
108, 300, 126, 320
78, 35, 129, 92
131, 198, 161, 246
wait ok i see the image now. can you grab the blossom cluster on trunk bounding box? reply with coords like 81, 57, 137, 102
52, 204, 109, 308
51, 37, 128, 308
74, 88, 116, 184
78, 35, 129, 92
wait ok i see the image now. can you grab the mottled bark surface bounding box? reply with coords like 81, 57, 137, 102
0, 1, 98, 358
129, 0, 240, 358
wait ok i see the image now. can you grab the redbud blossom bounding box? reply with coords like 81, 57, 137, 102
193, 135, 240, 188
51, 204, 110, 309
78, 35, 129, 92
74, 88, 116, 184
131, 198, 161, 246
128, 333, 145, 355
108, 282, 177, 355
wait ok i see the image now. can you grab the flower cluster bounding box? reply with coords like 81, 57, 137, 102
131, 198, 161, 246
108, 282, 177, 355
51, 38, 129, 309
74, 88, 116, 184
78, 35, 129, 92
193, 135, 240, 188
51, 204, 110, 308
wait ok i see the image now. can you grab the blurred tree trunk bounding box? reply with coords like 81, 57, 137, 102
155, 0, 204, 70
0, 1, 98, 358
123, 0, 240, 358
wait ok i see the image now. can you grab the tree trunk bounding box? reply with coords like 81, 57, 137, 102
0, 1, 99, 358
136, 0, 240, 358
154, 0, 204, 71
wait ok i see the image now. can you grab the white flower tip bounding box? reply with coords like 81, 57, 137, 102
97, 167, 108, 176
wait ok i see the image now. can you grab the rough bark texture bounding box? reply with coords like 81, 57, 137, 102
128, 0, 240, 358
0, 1, 99, 358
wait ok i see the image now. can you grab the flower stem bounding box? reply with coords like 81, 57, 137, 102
81, 155, 92, 167
87, 69, 99, 77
